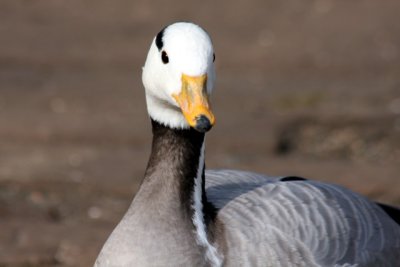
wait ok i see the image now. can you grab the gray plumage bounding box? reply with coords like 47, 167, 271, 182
206, 170, 400, 267
96, 168, 400, 267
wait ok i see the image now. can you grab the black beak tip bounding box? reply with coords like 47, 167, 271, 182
194, 115, 212, 133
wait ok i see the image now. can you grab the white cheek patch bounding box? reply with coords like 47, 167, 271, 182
145, 94, 189, 129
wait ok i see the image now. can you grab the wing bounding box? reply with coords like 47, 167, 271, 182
205, 170, 400, 267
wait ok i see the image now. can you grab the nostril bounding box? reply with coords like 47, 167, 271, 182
195, 115, 212, 132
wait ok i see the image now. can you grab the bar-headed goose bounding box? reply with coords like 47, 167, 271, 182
94, 22, 400, 267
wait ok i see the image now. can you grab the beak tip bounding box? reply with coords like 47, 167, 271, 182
193, 115, 213, 133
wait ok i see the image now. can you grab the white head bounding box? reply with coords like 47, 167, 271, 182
142, 22, 216, 132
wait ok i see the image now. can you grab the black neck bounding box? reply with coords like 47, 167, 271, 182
142, 119, 208, 219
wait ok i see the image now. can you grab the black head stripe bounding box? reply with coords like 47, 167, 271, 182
280, 176, 307, 182
155, 27, 166, 51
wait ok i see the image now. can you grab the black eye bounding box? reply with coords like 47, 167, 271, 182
161, 51, 169, 64
213, 53, 215, 62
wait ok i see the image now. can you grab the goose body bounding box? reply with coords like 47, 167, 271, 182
206, 170, 399, 266
95, 22, 400, 267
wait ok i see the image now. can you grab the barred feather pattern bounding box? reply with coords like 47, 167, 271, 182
206, 170, 400, 267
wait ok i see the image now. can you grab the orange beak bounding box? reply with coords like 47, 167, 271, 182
172, 73, 215, 132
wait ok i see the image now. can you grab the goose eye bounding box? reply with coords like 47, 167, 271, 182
161, 51, 169, 64
213, 53, 215, 62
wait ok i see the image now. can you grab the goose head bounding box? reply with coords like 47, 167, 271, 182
142, 22, 216, 132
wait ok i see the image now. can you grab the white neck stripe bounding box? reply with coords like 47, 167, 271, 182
192, 142, 223, 267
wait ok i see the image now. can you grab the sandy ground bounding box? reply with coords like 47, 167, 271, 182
0, 1, 399, 266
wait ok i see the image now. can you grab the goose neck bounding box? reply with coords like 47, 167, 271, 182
143, 119, 205, 213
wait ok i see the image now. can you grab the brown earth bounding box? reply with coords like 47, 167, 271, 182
0, 1, 399, 266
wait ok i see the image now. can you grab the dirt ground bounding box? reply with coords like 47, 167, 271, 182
0, 1, 399, 266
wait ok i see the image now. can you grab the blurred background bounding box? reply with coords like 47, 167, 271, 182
0, 0, 399, 266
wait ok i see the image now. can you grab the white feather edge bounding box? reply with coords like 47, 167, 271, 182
192, 142, 223, 267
